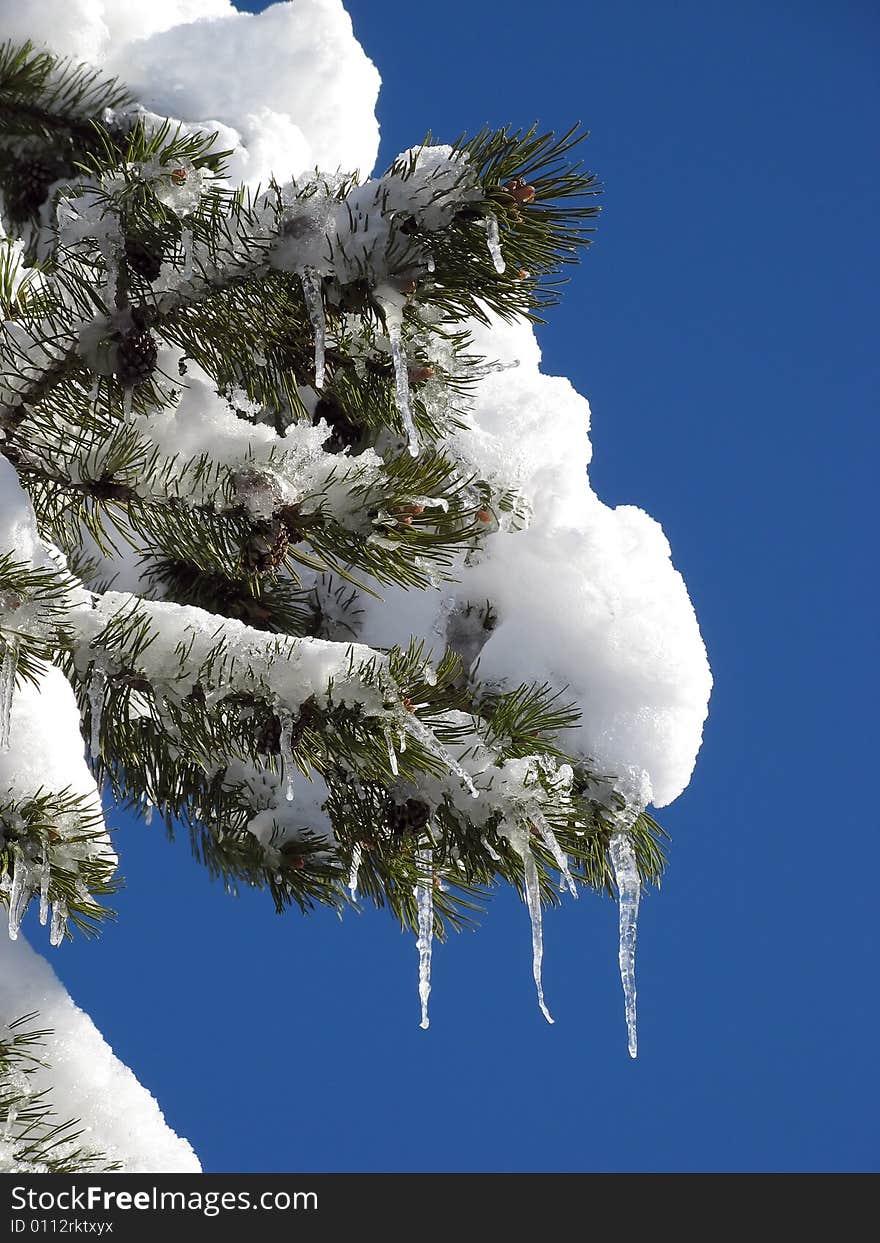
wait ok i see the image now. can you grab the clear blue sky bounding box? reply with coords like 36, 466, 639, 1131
42, 0, 880, 1172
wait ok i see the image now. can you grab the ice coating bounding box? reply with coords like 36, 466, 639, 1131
485, 213, 505, 273
415, 845, 433, 1030
531, 808, 578, 899
609, 831, 641, 1058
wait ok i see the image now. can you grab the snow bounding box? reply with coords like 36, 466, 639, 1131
0, 1, 381, 187
0, 934, 200, 1172
0, 0, 714, 1100
357, 311, 712, 808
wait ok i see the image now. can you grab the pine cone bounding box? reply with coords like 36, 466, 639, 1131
386, 798, 430, 839
242, 520, 289, 574
124, 234, 164, 282
6, 156, 60, 219
116, 325, 158, 387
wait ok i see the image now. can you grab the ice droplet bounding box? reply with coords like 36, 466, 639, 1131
347, 842, 362, 899
531, 808, 578, 899
485, 212, 506, 273
415, 846, 434, 1030
609, 830, 641, 1058
279, 715, 296, 801
0, 637, 18, 753
300, 267, 326, 390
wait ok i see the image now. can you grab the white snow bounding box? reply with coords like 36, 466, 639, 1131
0, 934, 200, 1172
0, 0, 381, 187
0, 0, 714, 1086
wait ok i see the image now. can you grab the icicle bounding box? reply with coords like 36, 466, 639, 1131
530, 808, 578, 899
39, 853, 50, 926
7, 852, 34, 941
0, 637, 18, 753
2, 1107, 17, 1140
347, 842, 362, 899
402, 712, 478, 799
426, 253, 435, 273
49, 897, 68, 947
144, 797, 154, 826
519, 837, 554, 1024
398, 728, 407, 754
180, 227, 194, 282
485, 212, 505, 273
87, 665, 107, 759
299, 267, 326, 390
386, 311, 420, 457
122, 387, 133, 418
609, 830, 641, 1059
383, 725, 399, 777
279, 715, 296, 801
415, 846, 434, 1030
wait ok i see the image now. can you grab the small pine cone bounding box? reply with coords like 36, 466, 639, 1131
124, 234, 164, 282
386, 798, 430, 839
7, 156, 59, 219
242, 520, 289, 574
504, 178, 536, 205
116, 326, 158, 387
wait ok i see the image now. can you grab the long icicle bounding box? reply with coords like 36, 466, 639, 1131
0, 636, 18, 752
415, 845, 434, 1029
299, 266, 326, 390
510, 828, 553, 1023
387, 314, 420, 457
88, 665, 107, 759
279, 715, 296, 801
609, 830, 641, 1058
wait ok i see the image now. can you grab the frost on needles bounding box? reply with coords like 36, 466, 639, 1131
0, 0, 710, 1170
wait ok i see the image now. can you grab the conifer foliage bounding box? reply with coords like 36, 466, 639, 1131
0, 30, 710, 1141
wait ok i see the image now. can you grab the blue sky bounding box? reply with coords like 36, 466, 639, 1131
42, 0, 879, 1172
